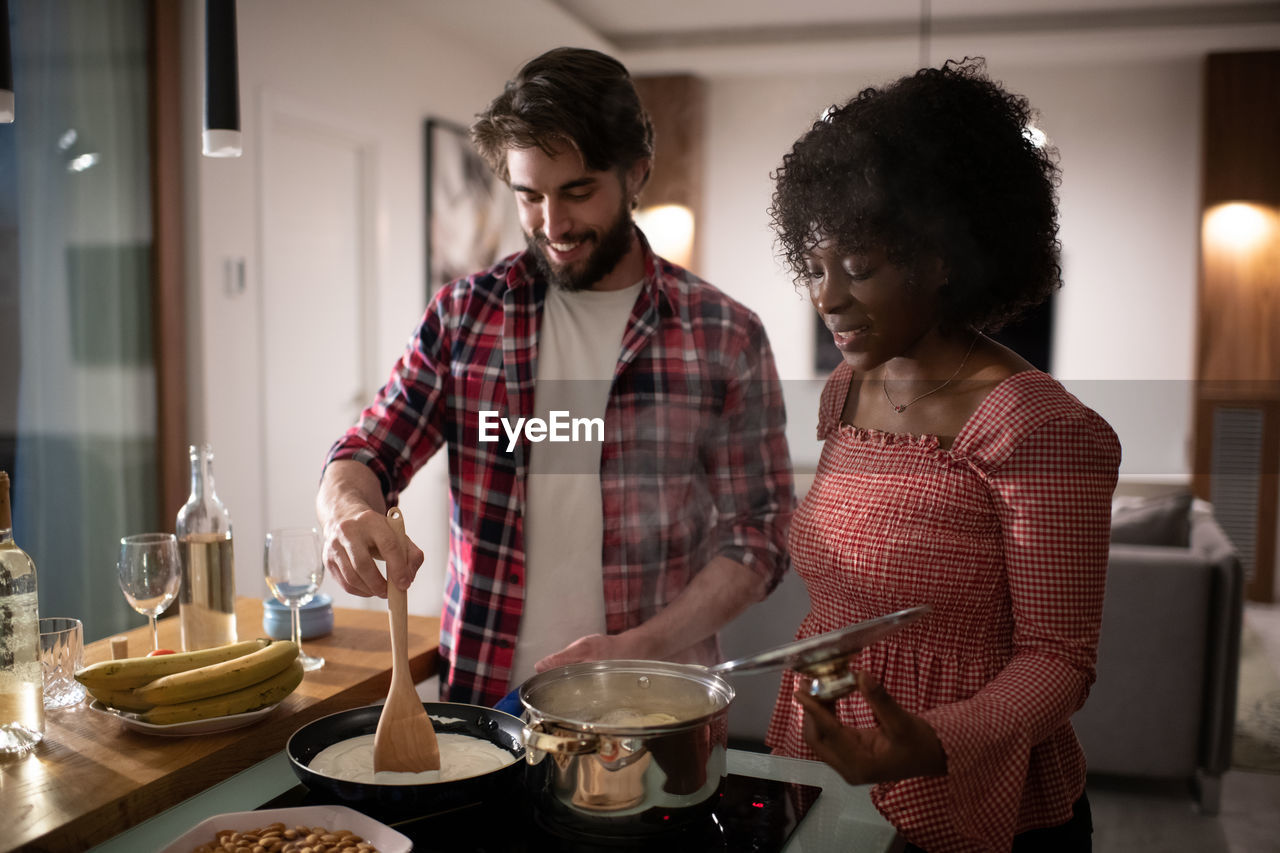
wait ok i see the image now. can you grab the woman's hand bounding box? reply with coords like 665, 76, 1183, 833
795, 670, 947, 785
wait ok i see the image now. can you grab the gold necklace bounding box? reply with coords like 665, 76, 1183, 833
882, 333, 981, 414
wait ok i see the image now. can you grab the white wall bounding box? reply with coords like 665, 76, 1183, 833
698, 58, 1202, 479
183, 0, 523, 618
183, 4, 1223, 618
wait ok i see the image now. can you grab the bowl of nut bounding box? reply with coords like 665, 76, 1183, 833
159, 804, 410, 853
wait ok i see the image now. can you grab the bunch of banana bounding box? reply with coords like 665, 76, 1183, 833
75, 638, 304, 725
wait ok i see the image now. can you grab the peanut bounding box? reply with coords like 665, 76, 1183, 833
189, 823, 381, 853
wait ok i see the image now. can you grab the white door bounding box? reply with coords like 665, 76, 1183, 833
259, 99, 374, 536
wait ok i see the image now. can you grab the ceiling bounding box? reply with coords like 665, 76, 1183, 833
553, 0, 1278, 38
407, 0, 1280, 76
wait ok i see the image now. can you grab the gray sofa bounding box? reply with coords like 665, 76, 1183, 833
1072, 500, 1243, 814
720, 495, 1244, 815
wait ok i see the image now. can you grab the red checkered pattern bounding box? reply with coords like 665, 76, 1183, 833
327, 231, 794, 706
766, 364, 1120, 852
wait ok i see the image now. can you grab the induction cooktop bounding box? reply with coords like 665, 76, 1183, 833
260, 772, 821, 853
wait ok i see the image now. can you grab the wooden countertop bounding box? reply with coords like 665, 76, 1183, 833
3, 597, 440, 853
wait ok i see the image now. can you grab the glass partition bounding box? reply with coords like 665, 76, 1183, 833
0, 0, 157, 641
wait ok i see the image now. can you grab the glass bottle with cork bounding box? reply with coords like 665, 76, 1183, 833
0, 471, 44, 753
176, 444, 238, 650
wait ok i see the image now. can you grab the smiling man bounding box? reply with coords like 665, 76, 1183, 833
317, 47, 794, 707
509, 144, 642, 293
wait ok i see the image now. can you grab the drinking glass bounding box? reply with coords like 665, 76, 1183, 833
117, 533, 182, 652
39, 617, 86, 709
264, 527, 325, 671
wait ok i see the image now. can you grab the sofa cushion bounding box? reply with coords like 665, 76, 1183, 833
1110, 492, 1194, 547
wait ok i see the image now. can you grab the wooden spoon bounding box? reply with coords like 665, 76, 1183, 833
372, 506, 441, 773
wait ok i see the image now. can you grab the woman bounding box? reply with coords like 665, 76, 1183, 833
765, 59, 1121, 852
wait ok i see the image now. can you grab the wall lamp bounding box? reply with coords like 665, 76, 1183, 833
1203, 202, 1278, 255
635, 204, 696, 269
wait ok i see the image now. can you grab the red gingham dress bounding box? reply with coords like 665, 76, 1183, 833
766, 365, 1121, 852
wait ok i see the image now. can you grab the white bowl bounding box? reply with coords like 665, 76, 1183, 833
159, 804, 410, 853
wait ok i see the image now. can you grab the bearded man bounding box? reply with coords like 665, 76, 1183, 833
317, 47, 794, 706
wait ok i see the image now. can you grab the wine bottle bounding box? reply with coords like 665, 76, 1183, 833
176, 444, 238, 650
0, 471, 44, 753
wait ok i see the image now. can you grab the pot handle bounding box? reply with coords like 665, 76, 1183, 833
807, 669, 859, 701
521, 723, 599, 765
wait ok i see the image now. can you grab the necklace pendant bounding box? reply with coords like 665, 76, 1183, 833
892, 403, 908, 413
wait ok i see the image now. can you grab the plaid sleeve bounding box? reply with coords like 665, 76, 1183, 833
703, 312, 795, 592
917, 409, 1120, 849
324, 290, 453, 503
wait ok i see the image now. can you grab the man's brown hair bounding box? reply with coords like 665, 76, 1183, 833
470, 47, 654, 193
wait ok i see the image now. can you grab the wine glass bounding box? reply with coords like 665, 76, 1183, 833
117, 533, 182, 652
264, 527, 325, 671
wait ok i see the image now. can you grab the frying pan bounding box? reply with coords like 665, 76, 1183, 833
286, 701, 525, 812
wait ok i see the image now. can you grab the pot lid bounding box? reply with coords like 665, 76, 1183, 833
709, 604, 930, 677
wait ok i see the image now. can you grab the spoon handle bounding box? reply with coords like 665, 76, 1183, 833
385, 508, 412, 686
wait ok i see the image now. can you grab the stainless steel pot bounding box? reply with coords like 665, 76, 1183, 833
519, 659, 734, 837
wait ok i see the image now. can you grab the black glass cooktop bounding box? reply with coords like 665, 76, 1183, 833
260, 773, 821, 853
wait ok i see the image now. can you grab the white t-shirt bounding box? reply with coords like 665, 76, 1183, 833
509, 281, 644, 685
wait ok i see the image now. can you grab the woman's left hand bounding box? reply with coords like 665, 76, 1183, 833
795, 670, 947, 785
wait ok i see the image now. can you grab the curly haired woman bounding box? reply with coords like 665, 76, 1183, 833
766, 59, 1121, 852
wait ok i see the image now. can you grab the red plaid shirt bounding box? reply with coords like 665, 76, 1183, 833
327, 233, 794, 706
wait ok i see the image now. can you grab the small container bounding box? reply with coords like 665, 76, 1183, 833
262, 594, 334, 641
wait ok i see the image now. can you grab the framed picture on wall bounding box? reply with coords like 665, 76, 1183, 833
423, 118, 525, 297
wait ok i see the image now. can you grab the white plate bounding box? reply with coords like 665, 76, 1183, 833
87, 699, 281, 736
158, 805, 411, 853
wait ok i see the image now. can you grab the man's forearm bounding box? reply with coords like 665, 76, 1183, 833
317, 459, 387, 529
626, 555, 770, 661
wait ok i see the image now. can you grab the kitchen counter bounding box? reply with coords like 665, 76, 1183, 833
9, 595, 897, 852
88, 748, 897, 852
1, 597, 441, 853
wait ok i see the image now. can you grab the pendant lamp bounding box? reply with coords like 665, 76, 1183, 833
203, 0, 240, 157
918, 0, 931, 69
0, 0, 13, 123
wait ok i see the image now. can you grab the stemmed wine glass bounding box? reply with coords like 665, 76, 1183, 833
264, 527, 325, 672
117, 533, 182, 652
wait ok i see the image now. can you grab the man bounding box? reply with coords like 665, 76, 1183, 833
318, 47, 793, 706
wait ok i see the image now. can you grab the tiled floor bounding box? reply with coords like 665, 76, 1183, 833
1088, 600, 1280, 853
1089, 772, 1280, 852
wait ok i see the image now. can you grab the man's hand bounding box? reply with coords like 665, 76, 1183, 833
533, 632, 651, 673
324, 507, 424, 597
529, 556, 770, 674
318, 460, 424, 597
795, 670, 947, 785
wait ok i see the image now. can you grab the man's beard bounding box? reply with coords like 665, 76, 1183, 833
527, 199, 634, 292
